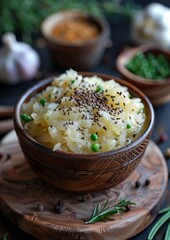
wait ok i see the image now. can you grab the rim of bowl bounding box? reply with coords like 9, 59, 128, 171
116, 45, 170, 86
41, 10, 110, 47
14, 72, 154, 159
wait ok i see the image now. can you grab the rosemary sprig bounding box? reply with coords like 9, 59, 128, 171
0, 0, 140, 43
165, 221, 170, 240
0, 233, 8, 240
148, 208, 170, 240
85, 198, 136, 224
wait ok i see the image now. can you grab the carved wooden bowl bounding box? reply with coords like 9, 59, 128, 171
13, 73, 154, 193
41, 10, 110, 70
116, 44, 170, 106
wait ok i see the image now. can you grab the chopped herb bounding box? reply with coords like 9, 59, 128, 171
138, 107, 144, 114
91, 143, 100, 152
71, 80, 76, 84
125, 52, 170, 80
126, 123, 131, 129
40, 98, 47, 106
96, 85, 103, 93
91, 133, 98, 141
20, 113, 32, 122
85, 198, 135, 224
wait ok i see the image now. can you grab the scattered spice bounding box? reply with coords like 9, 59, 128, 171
0, 152, 3, 159
145, 179, 150, 186
6, 154, 11, 160
158, 133, 168, 143
51, 18, 99, 43
78, 196, 85, 202
36, 204, 44, 212
54, 199, 63, 214
134, 180, 141, 188
125, 205, 131, 211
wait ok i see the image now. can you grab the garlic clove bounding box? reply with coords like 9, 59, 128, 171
145, 3, 167, 21
131, 3, 170, 48
0, 33, 40, 85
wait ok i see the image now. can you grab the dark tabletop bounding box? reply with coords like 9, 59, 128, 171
0, 1, 170, 239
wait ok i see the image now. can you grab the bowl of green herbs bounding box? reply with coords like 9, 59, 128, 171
116, 44, 170, 105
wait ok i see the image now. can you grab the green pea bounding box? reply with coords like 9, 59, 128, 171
91, 133, 98, 141
91, 143, 100, 152
126, 124, 131, 129
96, 85, 103, 93
20, 113, 32, 122
40, 98, 47, 106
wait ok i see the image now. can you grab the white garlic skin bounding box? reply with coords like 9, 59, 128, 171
0, 33, 40, 85
132, 3, 170, 49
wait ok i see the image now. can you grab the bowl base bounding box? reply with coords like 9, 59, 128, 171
0, 134, 168, 240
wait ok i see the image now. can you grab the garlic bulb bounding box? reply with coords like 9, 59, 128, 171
132, 3, 170, 49
0, 33, 40, 85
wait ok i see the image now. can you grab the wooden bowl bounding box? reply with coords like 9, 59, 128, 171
116, 45, 170, 106
41, 10, 110, 70
13, 73, 154, 193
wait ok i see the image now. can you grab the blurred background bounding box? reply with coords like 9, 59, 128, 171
0, 1, 170, 239
0, 0, 170, 104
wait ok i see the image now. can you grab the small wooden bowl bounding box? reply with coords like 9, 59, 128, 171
116, 45, 170, 106
13, 73, 154, 193
41, 10, 110, 70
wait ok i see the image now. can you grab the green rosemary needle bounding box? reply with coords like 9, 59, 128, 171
159, 206, 170, 214
0, 233, 8, 240
85, 198, 135, 224
165, 221, 170, 240
148, 210, 170, 240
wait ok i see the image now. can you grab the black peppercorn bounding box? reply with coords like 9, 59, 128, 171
78, 196, 85, 202
36, 204, 44, 212
125, 205, 131, 211
145, 179, 151, 186
54, 199, 63, 214
135, 181, 141, 188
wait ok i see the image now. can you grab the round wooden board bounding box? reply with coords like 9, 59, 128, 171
0, 131, 168, 240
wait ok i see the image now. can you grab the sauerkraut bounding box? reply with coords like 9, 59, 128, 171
21, 69, 146, 153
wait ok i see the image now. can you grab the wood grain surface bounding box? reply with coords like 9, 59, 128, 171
0, 134, 168, 240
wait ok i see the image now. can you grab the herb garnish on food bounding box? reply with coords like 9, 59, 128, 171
85, 198, 135, 224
